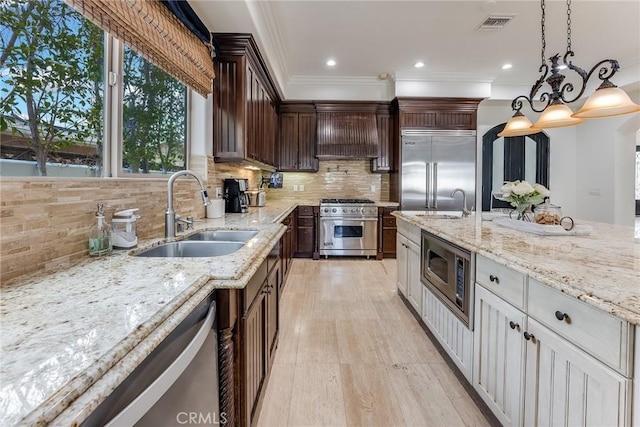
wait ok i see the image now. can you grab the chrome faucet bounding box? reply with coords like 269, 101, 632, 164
166, 170, 210, 238
450, 188, 471, 217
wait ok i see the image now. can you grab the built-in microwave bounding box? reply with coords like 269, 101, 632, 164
421, 230, 471, 327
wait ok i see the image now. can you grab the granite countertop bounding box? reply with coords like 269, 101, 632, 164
393, 211, 640, 324
1, 201, 301, 426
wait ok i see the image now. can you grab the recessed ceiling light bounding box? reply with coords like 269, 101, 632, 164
502, 63, 513, 70
326, 59, 336, 67
414, 61, 425, 68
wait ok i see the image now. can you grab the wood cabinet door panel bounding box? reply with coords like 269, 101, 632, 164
406, 239, 422, 313
297, 205, 314, 216
297, 217, 314, 227
396, 233, 408, 296
297, 227, 314, 253
279, 113, 299, 170
297, 113, 317, 171
382, 229, 397, 255
243, 292, 266, 424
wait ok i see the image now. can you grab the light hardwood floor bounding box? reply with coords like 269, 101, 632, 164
256, 259, 493, 427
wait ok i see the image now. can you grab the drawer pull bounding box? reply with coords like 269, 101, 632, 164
554, 311, 569, 322
509, 321, 519, 330
489, 275, 500, 284
523, 331, 535, 341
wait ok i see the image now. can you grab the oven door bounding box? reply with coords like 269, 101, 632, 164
319, 217, 378, 256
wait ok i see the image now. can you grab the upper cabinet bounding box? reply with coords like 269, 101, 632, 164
371, 103, 394, 173
395, 97, 482, 130
315, 102, 380, 159
213, 33, 280, 169
278, 103, 318, 172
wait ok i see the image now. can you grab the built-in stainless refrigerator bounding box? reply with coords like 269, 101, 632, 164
400, 129, 476, 211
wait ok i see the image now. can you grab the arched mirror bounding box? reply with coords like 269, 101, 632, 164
482, 124, 550, 211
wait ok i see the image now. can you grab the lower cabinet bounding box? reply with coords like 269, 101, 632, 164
474, 284, 632, 427
422, 285, 474, 381
396, 233, 409, 297
523, 318, 630, 426
474, 285, 526, 426
405, 238, 421, 313
295, 205, 315, 257
266, 261, 280, 367
242, 289, 267, 425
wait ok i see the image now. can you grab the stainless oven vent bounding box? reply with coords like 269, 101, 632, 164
478, 15, 515, 31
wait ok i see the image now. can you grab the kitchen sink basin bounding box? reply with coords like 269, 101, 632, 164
185, 229, 259, 242
134, 241, 245, 258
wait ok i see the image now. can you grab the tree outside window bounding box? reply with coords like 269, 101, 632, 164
0, 0, 104, 176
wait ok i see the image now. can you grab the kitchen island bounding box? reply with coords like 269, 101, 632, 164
392, 211, 639, 323
393, 211, 640, 426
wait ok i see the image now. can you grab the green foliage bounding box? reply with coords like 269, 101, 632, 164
0, 0, 104, 175
122, 48, 186, 174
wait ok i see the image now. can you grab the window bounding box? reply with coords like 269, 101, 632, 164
121, 47, 186, 175
0, 0, 104, 177
1, 0, 189, 177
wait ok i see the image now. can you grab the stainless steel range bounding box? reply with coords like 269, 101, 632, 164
319, 199, 378, 257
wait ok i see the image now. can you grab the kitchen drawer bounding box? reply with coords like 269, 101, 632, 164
528, 278, 632, 375
476, 255, 526, 310
297, 206, 314, 216
382, 217, 396, 228
297, 216, 315, 227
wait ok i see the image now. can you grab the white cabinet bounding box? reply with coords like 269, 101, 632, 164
396, 233, 408, 297
474, 278, 633, 427
423, 285, 474, 381
523, 318, 631, 426
396, 228, 421, 314
473, 285, 526, 426
406, 238, 421, 313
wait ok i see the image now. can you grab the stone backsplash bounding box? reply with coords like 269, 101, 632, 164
0, 158, 389, 285
265, 160, 391, 202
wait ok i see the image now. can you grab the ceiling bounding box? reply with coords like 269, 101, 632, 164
189, 0, 640, 102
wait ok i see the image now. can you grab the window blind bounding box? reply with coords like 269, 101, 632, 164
65, 0, 215, 96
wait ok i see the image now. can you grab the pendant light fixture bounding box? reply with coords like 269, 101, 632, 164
499, 0, 640, 138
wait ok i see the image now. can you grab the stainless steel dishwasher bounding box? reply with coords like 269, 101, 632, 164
83, 294, 220, 426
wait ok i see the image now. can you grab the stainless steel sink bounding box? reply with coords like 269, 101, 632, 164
185, 230, 259, 242
134, 241, 245, 258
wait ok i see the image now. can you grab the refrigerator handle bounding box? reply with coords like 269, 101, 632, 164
432, 162, 438, 209
425, 162, 431, 208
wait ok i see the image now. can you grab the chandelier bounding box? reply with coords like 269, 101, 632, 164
498, 0, 640, 137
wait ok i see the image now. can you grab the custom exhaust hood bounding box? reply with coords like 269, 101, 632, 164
315, 103, 380, 159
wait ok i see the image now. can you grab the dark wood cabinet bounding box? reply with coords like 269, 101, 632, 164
213, 34, 280, 168
242, 288, 266, 424
371, 104, 394, 173
295, 205, 316, 258
266, 260, 279, 368
278, 103, 318, 172
280, 211, 296, 285
394, 97, 482, 130
377, 207, 397, 259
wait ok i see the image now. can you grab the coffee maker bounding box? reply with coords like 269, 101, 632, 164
223, 178, 249, 213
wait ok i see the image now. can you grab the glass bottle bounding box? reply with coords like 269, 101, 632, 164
89, 203, 112, 256
534, 199, 562, 225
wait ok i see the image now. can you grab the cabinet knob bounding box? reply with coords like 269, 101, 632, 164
554, 311, 569, 322
523, 331, 535, 341
489, 275, 499, 284
509, 321, 519, 330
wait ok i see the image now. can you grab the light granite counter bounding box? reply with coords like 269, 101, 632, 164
0, 201, 303, 426
393, 211, 640, 325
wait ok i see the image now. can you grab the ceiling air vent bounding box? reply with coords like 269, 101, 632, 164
478, 15, 515, 31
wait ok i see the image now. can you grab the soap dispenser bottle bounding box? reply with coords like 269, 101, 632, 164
89, 203, 112, 256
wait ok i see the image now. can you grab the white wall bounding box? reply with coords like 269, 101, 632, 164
476, 96, 640, 225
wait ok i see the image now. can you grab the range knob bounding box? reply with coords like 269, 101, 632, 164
351, 208, 356, 213
323, 208, 329, 213
360, 208, 366, 214
343, 208, 347, 213
332, 208, 337, 213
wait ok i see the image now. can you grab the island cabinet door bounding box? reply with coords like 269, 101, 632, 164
406, 238, 422, 314
523, 318, 631, 427
396, 233, 408, 297
473, 285, 526, 427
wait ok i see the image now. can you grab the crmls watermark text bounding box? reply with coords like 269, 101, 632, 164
176, 412, 228, 425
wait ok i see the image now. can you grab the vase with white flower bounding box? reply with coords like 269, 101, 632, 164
497, 180, 550, 221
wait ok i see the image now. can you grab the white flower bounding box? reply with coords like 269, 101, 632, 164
500, 182, 514, 196
512, 181, 534, 196
533, 183, 550, 197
